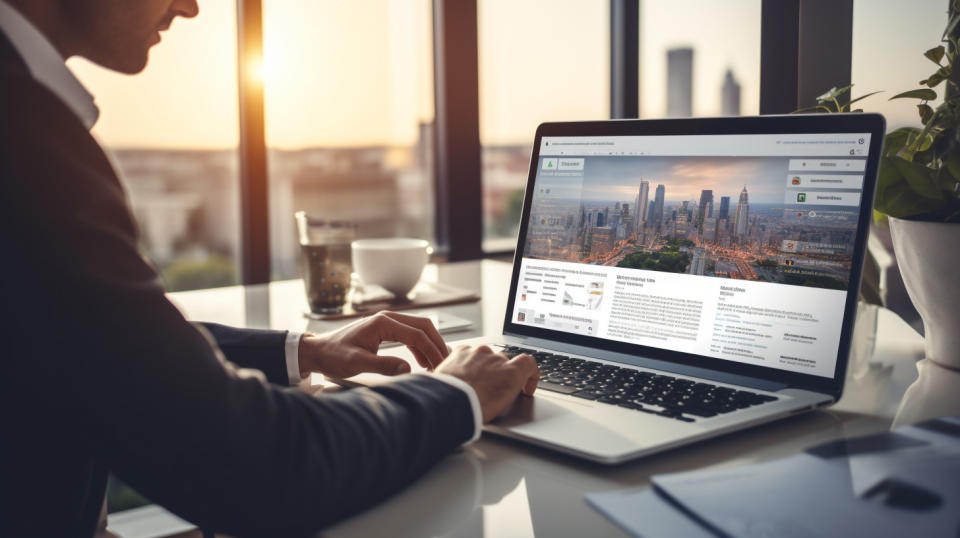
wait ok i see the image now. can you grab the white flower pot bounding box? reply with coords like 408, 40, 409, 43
889, 217, 960, 427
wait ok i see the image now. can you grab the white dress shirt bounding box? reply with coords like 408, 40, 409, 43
0, 0, 481, 442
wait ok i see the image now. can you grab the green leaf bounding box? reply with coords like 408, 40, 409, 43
900, 133, 934, 161
872, 209, 889, 225
935, 166, 960, 195
880, 181, 946, 218
846, 90, 883, 108
874, 157, 946, 218
942, 12, 960, 41
882, 128, 918, 158
925, 45, 946, 64
874, 159, 929, 217
921, 66, 952, 88
946, 152, 960, 181
889, 88, 938, 100
918, 103, 935, 124
891, 157, 943, 200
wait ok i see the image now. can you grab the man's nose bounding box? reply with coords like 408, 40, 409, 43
171, 0, 200, 19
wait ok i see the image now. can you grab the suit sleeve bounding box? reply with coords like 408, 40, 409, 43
1, 82, 475, 536
197, 322, 291, 386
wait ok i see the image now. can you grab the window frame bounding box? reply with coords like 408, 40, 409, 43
233, 0, 855, 283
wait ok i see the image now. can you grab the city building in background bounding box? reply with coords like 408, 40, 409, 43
734, 186, 750, 240
635, 180, 649, 234
114, 150, 240, 291
697, 189, 713, 228
652, 183, 666, 229
667, 47, 694, 117
269, 123, 434, 279
721, 69, 741, 116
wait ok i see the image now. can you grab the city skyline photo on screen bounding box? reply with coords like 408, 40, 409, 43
523, 156, 861, 291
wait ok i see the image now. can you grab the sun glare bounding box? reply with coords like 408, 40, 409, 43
246, 54, 265, 84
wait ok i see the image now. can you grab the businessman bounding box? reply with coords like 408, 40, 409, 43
0, 1, 539, 536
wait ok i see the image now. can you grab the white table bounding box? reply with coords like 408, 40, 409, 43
156, 260, 925, 538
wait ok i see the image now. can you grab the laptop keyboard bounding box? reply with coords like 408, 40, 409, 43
502, 346, 779, 423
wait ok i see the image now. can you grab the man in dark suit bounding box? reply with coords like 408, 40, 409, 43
0, 1, 539, 536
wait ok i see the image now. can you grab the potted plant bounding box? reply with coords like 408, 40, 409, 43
880, 32, 960, 426
799, 6, 960, 426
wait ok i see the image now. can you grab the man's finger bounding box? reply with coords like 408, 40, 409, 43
508, 354, 540, 396
376, 314, 445, 368
380, 311, 449, 358
406, 346, 432, 369
351, 351, 411, 376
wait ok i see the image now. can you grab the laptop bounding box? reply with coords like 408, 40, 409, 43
346, 113, 885, 464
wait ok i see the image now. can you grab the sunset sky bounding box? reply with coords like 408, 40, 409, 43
65, 0, 947, 150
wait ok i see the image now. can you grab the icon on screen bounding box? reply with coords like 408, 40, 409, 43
791, 176, 801, 185
797, 193, 807, 203
858, 138, 865, 144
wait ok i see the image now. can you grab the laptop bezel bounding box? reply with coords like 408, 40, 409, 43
500, 114, 885, 400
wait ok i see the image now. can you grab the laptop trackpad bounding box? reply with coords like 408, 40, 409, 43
487, 393, 646, 460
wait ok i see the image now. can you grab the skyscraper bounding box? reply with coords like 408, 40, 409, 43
733, 186, 750, 240
721, 69, 741, 116
652, 184, 666, 228
689, 247, 707, 275
697, 189, 713, 226
667, 48, 693, 118
718, 196, 731, 222
635, 180, 649, 232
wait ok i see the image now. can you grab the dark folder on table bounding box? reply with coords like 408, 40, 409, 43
587, 417, 960, 538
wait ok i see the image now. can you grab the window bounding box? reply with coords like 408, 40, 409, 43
263, 0, 435, 279
478, 0, 610, 252
68, 0, 241, 292
852, 0, 947, 130
640, 0, 760, 119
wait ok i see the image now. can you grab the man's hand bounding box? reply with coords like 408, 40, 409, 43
436, 345, 540, 423
299, 311, 450, 379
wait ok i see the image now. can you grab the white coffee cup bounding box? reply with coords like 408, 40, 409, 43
351, 238, 431, 298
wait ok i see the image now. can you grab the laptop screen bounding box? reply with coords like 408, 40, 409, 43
510, 132, 872, 379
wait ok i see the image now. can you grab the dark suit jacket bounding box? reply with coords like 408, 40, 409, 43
0, 30, 473, 537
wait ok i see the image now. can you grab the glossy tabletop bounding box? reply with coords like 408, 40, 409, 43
166, 260, 925, 538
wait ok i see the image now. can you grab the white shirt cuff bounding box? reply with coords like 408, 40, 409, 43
416, 372, 483, 444
284, 331, 307, 386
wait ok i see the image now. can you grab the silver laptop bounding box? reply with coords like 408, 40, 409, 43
350, 114, 885, 464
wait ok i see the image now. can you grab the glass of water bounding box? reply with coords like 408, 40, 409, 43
295, 211, 356, 314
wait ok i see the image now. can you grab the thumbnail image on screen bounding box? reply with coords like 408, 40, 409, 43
522, 156, 862, 291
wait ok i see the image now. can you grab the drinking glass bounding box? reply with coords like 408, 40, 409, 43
295, 211, 355, 314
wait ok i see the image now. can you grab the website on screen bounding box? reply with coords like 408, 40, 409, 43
511, 133, 871, 378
